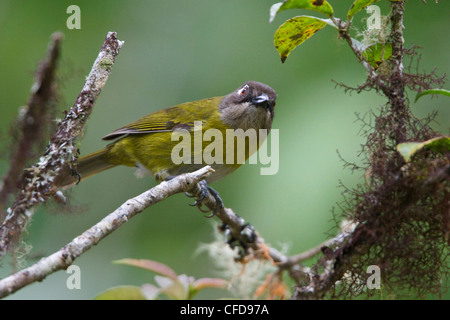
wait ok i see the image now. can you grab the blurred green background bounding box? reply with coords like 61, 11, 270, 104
0, 0, 448, 299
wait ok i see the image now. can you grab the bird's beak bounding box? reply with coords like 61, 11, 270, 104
252, 93, 269, 106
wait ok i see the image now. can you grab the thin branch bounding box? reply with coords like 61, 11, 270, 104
290, 1, 443, 300
0, 162, 347, 299
186, 182, 289, 264
390, 1, 405, 87
278, 231, 351, 270
187, 181, 356, 287
0, 30, 322, 299
331, 17, 391, 97
0, 166, 215, 299
0, 32, 63, 219
388, 1, 408, 143
0, 32, 124, 258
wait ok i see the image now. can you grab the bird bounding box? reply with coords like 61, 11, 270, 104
55, 81, 277, 213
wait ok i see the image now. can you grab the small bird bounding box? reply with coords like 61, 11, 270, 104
56, 81, 276, 211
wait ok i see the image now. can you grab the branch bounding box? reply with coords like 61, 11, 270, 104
388, 1, 408, 143
0, 32, 63, 219
0, 166, 214, 299
0, 162, 345, 299
331, 17, 391, 96
186, 180, 352, 286
0, 32, 124, 258
278, 231, 351, 270
0, 30, 322, 299
186, 181, 289, 264
333, 2, 407, 143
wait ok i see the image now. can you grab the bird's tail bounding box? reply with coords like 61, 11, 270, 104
54, 148, 117, 187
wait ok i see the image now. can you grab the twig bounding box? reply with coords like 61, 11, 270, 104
187, 181, 351, 286
388, 1, 408, 143
333, 2, 408, 143
0, 32, 124, 258
0, 162, 345, 299
0, 32, 63, 219
290, 1, 432, 300
0, 166, 214, 299
0, 30, 322, 299
186, 182, 289, 264
278, 233, 347, 270
330, 17, 391, 97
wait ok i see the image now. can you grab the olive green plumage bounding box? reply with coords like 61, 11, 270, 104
56, 81, 276, 187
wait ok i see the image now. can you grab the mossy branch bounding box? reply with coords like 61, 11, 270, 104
0, 32, 63, 220
287, 1, 449, 299
0, 32, 124, 258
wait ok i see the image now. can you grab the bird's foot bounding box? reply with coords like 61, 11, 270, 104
185, 180, 224, 217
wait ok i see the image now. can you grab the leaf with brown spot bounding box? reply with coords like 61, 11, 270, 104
274, 16, 327, 63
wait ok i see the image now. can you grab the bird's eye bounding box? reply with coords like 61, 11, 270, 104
237, 85, 249, 96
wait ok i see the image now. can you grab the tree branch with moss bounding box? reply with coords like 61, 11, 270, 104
270, 0, 449, 299
0, 32, 124, 258
0, 32, 63, 219
0, 30, 290, 299
1, 1, 448, 300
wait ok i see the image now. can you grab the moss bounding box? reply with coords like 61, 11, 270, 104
99, 57, 113, 71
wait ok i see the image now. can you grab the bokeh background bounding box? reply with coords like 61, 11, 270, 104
0, 0, 448, 299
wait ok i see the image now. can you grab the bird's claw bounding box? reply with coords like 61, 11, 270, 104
187, 180, 224, 217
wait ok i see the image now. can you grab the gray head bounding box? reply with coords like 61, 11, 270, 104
219, 81, 277, 131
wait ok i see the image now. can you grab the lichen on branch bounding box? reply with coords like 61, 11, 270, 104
0, 32, 124, 258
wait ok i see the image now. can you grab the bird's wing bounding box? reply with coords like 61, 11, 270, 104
102, 97, 222, 140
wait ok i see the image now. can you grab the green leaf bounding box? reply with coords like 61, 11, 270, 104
396, 136, 450, 162
270, 0, 334, 23
274, 16, 328, 63
415, 88, 450, 102
94, 285, 147, 300
362, 43, 392, 69
348, 0, 378, 20
113, 258, 178, 280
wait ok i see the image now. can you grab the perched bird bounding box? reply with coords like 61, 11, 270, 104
55, 81, 276, 211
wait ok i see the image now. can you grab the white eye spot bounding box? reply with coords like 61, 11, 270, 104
237, 85, 249, 96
